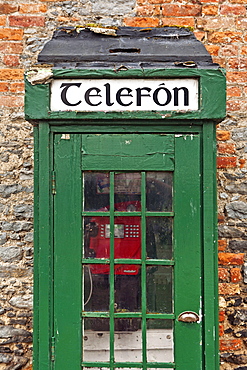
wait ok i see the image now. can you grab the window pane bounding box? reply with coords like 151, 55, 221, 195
146, 217, 173, 260
147, 319, 174, 363
147, 266, 173, 314
114, 216, 141, 260
114, 272, 141, 312
84, 172, 110, 211
146, 172, 173, 212
114, 319, 142, 362
83, 266, 109, 312
83, 318, 110, 362
83, 216, 110, 259
114, 173, 141, 209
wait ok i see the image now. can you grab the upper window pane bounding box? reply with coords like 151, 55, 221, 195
146, 172, 173, 212
83, 172, 110, 211
114, 173, 141, 210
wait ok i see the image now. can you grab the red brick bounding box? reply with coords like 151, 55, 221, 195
219, 283, 240, 295
220, 339, 242, 352
0, 29, 23, 41
0, 15, 6, 26
57, 16, 80, 23
208, 31, 242, 43
194, 31, 205, 41
0, 3, 18, 14
218, 253, 244, 266
236, 17, 247, 29
19, 4, 47, 13
0, 95, 24, 107
9, 15, 45, 27
205, 45, 220, 56
218, 142, 236, 153
149, 0, 172, 3
217, 157, 237, 168
229, 57, 247, 70
218, 213, 225, 224
3, 55, 19, 67
136, 5, 160, 16
228, 86, 242, 97
219, 268, 229, 281
162, 4, 201, 16
230, 268, 242, 283
228, 58, 238, 69
241, 46, 247, 55
221, 4, 246, 15
212, 57, 226, 68
221, 44, 238, 56
124, 17, 160, 27
0, 42, 23, 54
9, 82, 24, 93
219, 324, 224, 336
161, 17, 195, 28
218, 240, 227, 251
216, 130, 231, 141
219, 310, 225, 322
239, 158, 246, 168
0, 69, 24, 80
227, 71, 247, 83
197, 17, 235, 31
227, 100, 241, 112
0, 82, 9, 92
202, 5, 218, 15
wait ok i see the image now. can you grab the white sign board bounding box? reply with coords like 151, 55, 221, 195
50, 79, 199, 112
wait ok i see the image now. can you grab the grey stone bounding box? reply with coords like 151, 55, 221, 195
221, 353, 247, 365
91, 0, 135, 15
13, 205, 33, 219
19, 170, 33, 181
232, 128, 247, 141
9, 295, 33, 309
0, 185, 23, 198
218, 225, 244, 238
229, 240, 247, 251
0, 247, 23, 263
24, 233, 33, 243
226, 201, 247, 219
0, 233, 7, 245
0, 266, 32, 278
226, 183, 247, 195
0, 354, 12, 363
1, 222, 32, 232
5, 356, 28, 370
0, 326, 31, 338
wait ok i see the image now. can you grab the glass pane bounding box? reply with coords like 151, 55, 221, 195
114, 319, 142, 362
83, 318, 110, 362
114, 272, 141, 312
147, 319, 174, 363
114, 216, 141, 259
146, 217, 173, 260
83, 216, 110, 259
83, 266, 109, 311
84, 172, 110, 211
146, 172, 173, 212
114, 173, 141, 209
147, 266, 173, 313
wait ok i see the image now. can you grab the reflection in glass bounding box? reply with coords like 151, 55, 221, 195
84, 172, 110, 211
146, 217, 173, 260
83, 266, 109, 312
147, 320, 174, 363
114, 319, 142, 362
114, 173, 141, 208
146, 172, 173, 212
83, 318, 110, 362
114, 272, 141, 312
114, 216, 141, 260
83, 216, 110, 259
147, 266, 173, 314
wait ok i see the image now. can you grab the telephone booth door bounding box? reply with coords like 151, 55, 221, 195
52, 132, 205, 370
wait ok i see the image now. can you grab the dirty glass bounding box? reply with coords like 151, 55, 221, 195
114, 172, 141, 208
146, 172, 173, 212
114, 216, 141, 259
83, 216, 110, 259
84, 172, 110, 211
114, 272, 141, 312
146, 266, 173, 314
83, 318, 110, 362
147, 319, 174, 363
83, 265, 109, 312
146, 217, 173, 260
114, 319, 142, 362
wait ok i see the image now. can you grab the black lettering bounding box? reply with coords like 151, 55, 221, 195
173, 87, 189, 106
116, 87, 133, 106
153, 84, 172, 106
85, 87, 102, 106
136, 87, 151, 106
60, 83, 82, 106
104, 83, 114, 106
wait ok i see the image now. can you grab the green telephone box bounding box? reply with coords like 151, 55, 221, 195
25, 26, 226, 370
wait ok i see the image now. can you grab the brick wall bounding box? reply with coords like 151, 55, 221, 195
0, 1, 247, 369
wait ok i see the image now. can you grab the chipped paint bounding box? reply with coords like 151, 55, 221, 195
26, 68, 53, 85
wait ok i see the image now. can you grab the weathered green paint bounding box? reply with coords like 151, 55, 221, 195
25, 68, 226, 121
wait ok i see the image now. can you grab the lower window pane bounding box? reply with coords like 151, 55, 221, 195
147, 266, 173, 314
83, 266, 109, 311
147, 319, 174, 363
114, 319, 142, 362
83, 318, 110, 362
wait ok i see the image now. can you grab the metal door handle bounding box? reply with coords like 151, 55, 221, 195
178, 311, 200, 323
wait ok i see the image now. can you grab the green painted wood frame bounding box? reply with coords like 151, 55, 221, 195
29, 66, 224, 370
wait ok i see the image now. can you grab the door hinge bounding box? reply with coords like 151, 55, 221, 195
51, 336, 55, 362
52, 171, 56, 195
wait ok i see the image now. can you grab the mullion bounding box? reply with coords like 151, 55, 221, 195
81, 362, 175, 368
109, 171, 115, 365
141, 171, 147, 369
